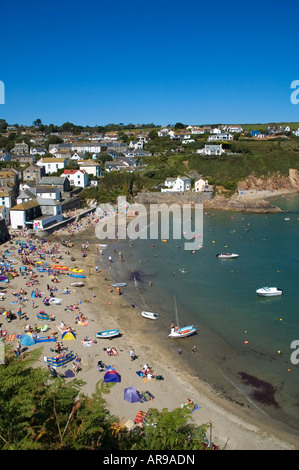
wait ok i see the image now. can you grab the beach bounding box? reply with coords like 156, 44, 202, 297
1, 208, 298, 451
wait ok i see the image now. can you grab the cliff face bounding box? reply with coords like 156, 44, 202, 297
203, 195, 283, 213
238, 169, 299, 192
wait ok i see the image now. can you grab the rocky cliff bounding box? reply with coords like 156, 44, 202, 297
238, 169, 299, 192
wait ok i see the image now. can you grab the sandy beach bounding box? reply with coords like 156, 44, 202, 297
1, 207, 298, 451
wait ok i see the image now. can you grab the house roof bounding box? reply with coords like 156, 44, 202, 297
42, 158, 66, 163
39, 177, 68, 186
63, 169, 84, 175
11, 199, 40, 211
37, 186, 60, 193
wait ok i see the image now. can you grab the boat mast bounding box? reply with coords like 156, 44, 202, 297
174, 296, 180, 329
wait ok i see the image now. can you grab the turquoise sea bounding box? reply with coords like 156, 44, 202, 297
98, 192, 299, 433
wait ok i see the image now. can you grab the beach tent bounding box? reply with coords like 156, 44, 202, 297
104, 370, 121, 383
124, 386, 141, 403
0, 275, 8, 283
64, 369, 75, 378
20, 333, 36, 346
61, 330, 76, 340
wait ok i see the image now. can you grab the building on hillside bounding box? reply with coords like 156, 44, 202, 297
208, 133, 233, 142
38, 176, 71, 194
161, 176, 191, 192
10, 199, 42, 229
11, 141, 29, 155
194, 178, 210, 192
62, 169, 90, 188
37, 157, 67, 174
22, 164, 46, 182
78, 160, 102, 177
197, 144, 224, 156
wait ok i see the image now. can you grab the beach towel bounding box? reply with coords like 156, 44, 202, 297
133, 411, 146, 424
35, 336, 55, 343
140, 391, 155, 402
6, 334, 16, 341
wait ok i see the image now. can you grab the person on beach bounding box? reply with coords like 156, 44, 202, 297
130, 349, 135, 361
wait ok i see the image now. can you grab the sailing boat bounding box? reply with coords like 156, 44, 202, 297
168, 296, 197, 338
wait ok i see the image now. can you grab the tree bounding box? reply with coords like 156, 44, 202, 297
33, 118, 42, 128
125, 408, 210, 451
174, 122, 186, 129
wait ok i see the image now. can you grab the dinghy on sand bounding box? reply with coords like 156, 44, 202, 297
96, 329, 120, 339
141, 311, 159, 320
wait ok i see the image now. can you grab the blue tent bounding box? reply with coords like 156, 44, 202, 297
104, 370, 121, 383
20, 334, 36, 346
124, 386, 141, 403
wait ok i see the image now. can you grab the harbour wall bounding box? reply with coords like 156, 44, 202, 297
135, 191, 214, 205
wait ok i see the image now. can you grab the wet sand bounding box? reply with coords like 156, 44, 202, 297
1, 211, 298, 450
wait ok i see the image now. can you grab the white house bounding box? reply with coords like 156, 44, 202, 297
210, 128, 222, 134
182, 139, 195, 144
30, 147, 46, 156
194, 178, 209, 192
197, 144, 224, 156
10, 199, 42, 229
191, 127, 205, 135
169, 131, 191, 140
78, 160, 102, 178
208, 133, 233, 142
157, 128, 170, 137
62, 169, 90, 188
36, 186, 61, 201
161, 176, 191, 192
293, 129, 299, 136
129, 140, 144, 150
37, 158, 67, 174
0, 190, 12, 208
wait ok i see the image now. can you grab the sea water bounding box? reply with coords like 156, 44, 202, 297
99, 193, 299, 432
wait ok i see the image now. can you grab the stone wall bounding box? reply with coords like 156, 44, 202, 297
135, 191, 214, 205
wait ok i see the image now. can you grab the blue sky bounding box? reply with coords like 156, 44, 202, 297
1, 0, 299, 126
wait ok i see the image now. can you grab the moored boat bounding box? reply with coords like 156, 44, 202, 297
169, 325, 197, 338
112, 283, 127, 288
141, 311, 159, 320
256, 287, 283, 297
96, 329, 120, 339
216, 253, 239, 258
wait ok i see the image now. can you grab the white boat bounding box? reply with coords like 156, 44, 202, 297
98, 244, 108, 248
49, 298, 62, 304
256, 287, 283, 297
70, 282, 85, 287
168, 296, 197, 338
216, 253, 239, 258
112, 283, 127, 288
141, 311, 159, 320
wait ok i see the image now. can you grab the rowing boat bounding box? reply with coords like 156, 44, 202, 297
96, 329, 120, 339
141, 311, 159, 320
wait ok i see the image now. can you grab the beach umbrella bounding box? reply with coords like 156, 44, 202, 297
0, 275, 8, 282
124, 386, 141, 403
0, 310, 10, 315
20, 334, 36, 346
104, 370, 121, 383
61, 330, 76, 340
